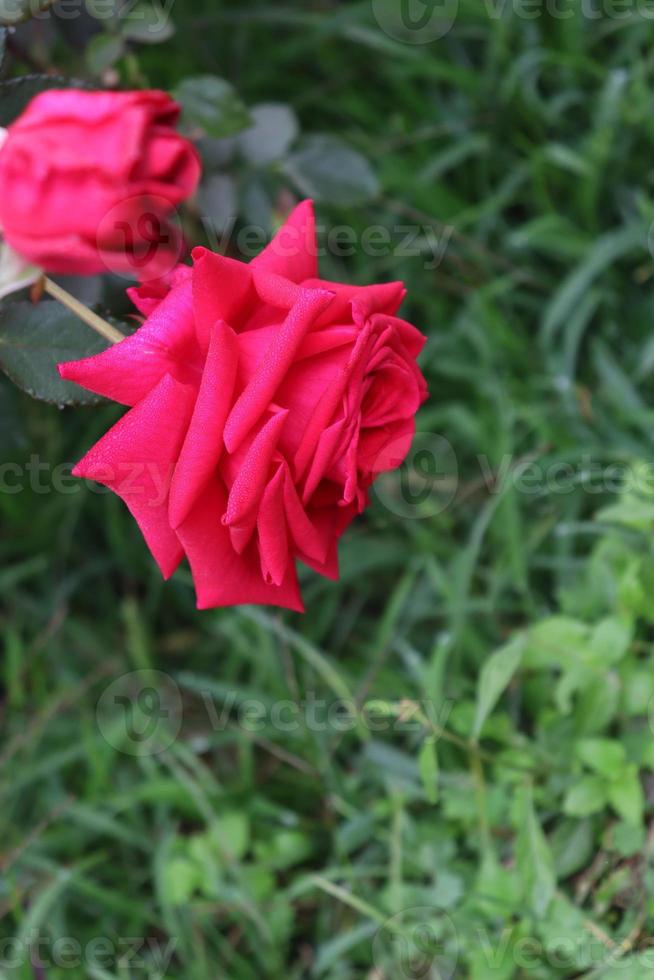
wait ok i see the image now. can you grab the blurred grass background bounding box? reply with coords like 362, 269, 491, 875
5, 0, 654, 977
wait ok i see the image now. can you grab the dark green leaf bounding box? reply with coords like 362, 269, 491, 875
174, 76, 251, 139
0, 75, 86, 127
238, 103, 299, 167
283, 135, 380, 206
0, 300, 108, 405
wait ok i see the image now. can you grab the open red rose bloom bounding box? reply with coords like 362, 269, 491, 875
59, 202, 428, 611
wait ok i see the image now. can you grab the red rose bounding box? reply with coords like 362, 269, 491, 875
0, 89, 200, 280
59, 201, 428, 611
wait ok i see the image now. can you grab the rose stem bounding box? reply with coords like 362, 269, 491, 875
43, 277, 126, 345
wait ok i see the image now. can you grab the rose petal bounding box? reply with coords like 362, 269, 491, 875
223, 410, 289, 529
72, 374, 194, 578
257, 466, 289, 587
251, 199, 318, 282
192, 247, 253, 349
59, 276, 197, 406
169, 320, 238, 529
223, 288, 334, 453
178, 476, 304, 611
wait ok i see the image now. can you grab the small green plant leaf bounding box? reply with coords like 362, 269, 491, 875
239, 102, 299, 167
283, 135, 380, 206
418, 735, 439, 804
175, 76, 251, 139
472, 635, 524, 740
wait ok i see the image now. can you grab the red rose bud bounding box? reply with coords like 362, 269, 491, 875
0, 89, 201, 281
59, 201, 429, 612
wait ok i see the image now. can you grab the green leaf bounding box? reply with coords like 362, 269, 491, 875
607, 764, 644, 826
86, 33, 125, 75
213, 811, 250, 860
162, 856, 199, 906
588, 617, 632, 666
576, 738, 625, 779
525, 616, 589, 669
0, 301, 108, 405
599, 953, 654, 978
119, 1, 175, 44
551, 819, 594, 879
0, 375, 26, 453
238, 102, 299, 167
418, 735, 439, 804
0, 75, 85, 127
174, 76, 251, 139
283, 135, 380, 206
563, 775, 608, 817
255, 830, 312, 871
472, 635, 524, 740
516, 784, 556, 918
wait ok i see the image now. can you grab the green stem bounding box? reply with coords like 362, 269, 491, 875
43, 278, 125, 346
